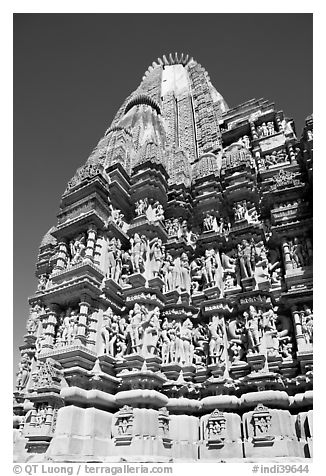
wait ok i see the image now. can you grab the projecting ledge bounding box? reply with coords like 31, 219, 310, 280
239, 390, 290, 409
200, 395, 240, 411
167, 397, 202, 414
115, 389, 168, 408
289, 390, 313, 409
60, 386, 117, 410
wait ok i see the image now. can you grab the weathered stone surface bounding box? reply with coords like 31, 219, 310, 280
14, 53, 313, 462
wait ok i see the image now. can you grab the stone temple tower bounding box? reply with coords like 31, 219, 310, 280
14, 53, 313, 462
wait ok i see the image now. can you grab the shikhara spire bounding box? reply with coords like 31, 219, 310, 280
66, 54, 228, 194
14, 55, 313, 463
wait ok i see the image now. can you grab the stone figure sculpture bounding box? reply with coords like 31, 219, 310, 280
172, 254, 191, 294
240, 135, 251, 149
135, 198, 148, 216
37, 275, 48, 292
149, 238, 164, 278
245, 307, 262, 354
267, 121, 275, 135
70, 234, 86, 265
190, 257, 205, 293
235, 240, 255, 281
26, 304, 42, 335
129, 303, 144, 353
14, 54, 313, 463
162, 253, 174, 292
108, 204, 126, 230
233, 201, 247, 221
152, 201, 165, 221
302, 306, 313, 344
107, 238, 120, 280
140, 306, 161, 357
290, 237, 308, 269
180, 318, 194, 366
160, 318, 171, 365
203, 213, 218, 232
130, 233, 147, 274
59, 308, 78, 346
16, 354, 31, 392
262, 309, 279, 356
208, 317, 224, 364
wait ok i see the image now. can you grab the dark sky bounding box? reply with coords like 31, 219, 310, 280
13, 13, 312, 383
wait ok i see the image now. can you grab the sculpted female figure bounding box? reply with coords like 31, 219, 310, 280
190, 257, 204, 293
27, 304, 42, 335
70, 234, 86, 265
172, 256, 183, 292
208, 316, 224, 364
262, 309, 279, 356
245, 307, 262, 354
162, 253, 174, 292
180, 252, 191, 294
107, 238, 117, 279
100, 309, 112, 355
161, 318, 171, 364
150, 238, 164, 278
108, 314, 120, 356
16, 354, 30, 391
139, 306, 161, 357
129, 303, 143, 353
180, 318, 194, 366
168, 327, 178, 363
130, 234, 143, 274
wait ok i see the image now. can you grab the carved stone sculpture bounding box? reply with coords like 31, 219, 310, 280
245, 307, 262, 355
37, 275, 48, 292
135, 198, 148, 216
70, 233, 86, 265
16, 354, 31, 392
208, 317, 224, 364
302, 306, 313, 345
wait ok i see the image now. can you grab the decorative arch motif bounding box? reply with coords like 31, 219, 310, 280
125, 94, 161, 116
222, 142, 253, 171
132, 140, 167, 171
192, 152, 222, 182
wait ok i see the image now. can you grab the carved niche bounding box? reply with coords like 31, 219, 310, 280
252, 403, 274, 443
158, 407, 172, 447
206, 409, 227, 446
192, 152, 222, 181
116, 405, 134, 443
31, 358, 63, 392
222, 143, 253, 172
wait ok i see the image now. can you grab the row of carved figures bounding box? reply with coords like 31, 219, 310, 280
19, 400, 290, 447
16, 303, 313, 393
38, 231, 312, 296
97, 304, 303, 365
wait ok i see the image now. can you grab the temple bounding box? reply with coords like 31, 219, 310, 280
13, 53, 313, 462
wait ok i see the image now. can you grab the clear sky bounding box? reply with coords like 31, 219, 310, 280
13, 13, 312, 384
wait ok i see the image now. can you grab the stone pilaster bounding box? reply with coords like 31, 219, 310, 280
75, 296, 91, 345
93, 232, 102, 266
291, 306, 305, 352
287, 143, 296, 163
84, 225, 97, 263
249, 121, 258, 140
253, 149, 263, 170
45, 405, 53, 427
282, 238, 292, 271
53, 240, 68, 271
29, 409, 37, 428
275, 113, 284, 133
86, 306, 98, 351
42, 305, 59, 349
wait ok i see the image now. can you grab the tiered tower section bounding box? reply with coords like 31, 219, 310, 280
14, 54, 313, 463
